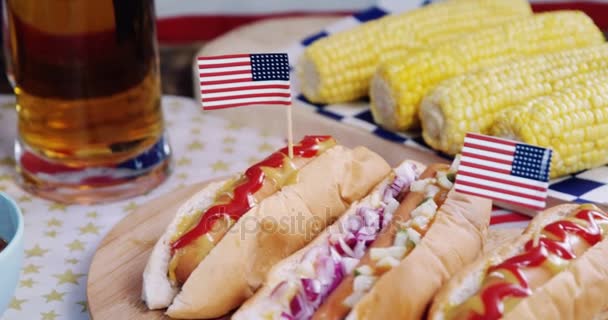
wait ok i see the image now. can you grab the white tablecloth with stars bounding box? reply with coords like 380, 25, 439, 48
0, 95, 286, 320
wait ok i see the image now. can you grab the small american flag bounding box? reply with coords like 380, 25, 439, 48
198, 53, 291, 110
454, 133, 553, 210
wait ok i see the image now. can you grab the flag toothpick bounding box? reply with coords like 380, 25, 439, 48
287, 103, 294, 159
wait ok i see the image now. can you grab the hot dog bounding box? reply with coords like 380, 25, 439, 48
233, 160, 492, 320
143, 140, 392, 319
429, 203, 608, 320
143, 136, 336, 309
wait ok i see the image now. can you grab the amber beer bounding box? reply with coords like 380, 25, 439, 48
4, 0, 171, 203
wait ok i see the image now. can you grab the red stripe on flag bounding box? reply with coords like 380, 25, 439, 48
197, 61, 250, 69
455, 179, 546, 202
466, 133, 517, 146
202, 92, 291, 103
463, 142, 515, 156
202, 100, 291, 110
199, 69, 251, 78
461, 151, 512, 165
198, 54, 250, 60
454, 187, 545, 211
199, 77, 253, 86
457, 169, 547, 192
201, 84, 290, 94
459, 160, 511, 175
490, 213, 530, 225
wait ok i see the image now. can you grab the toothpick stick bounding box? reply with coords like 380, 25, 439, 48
533, 229, 541, 247
287, 103, 294, 159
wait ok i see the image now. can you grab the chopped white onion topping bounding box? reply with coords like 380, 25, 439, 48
353, 275, 377, 292
345, 312, 358, 320
425, 184, 441, 198
343, 290, 366, 308
296, 260, 315, 278
410, 178, 433, 192
376, 256, 401, 269
411, 198, 437, 218
393, 231, 409, 247
412, 215, 431, 230
385, 197, 400, 216
355, 265, 374, 276
370, 246, 407, 261
437, 171, 454, 189
407, 228, 422, 245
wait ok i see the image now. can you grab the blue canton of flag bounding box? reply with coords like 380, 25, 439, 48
250, 53, 290, 81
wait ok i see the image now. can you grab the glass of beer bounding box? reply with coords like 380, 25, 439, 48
3, 0, 172, 203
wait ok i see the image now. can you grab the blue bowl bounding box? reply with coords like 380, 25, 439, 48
0, 193, 23, 317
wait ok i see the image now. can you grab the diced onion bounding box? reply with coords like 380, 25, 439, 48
411, 198, 437, 218
449, 155, 461, 173
394, 162, 417, 181
393, 231, 409, 247
410, 179, 431, 192
385, 197, 400, 215
407, 228, 422, 245
376, 256, 401, 269
355, 265, 374, 276
343, 290, 365, 308
353, 275, 377, 292
370, 246, 407, 261
425, 184, 441, 198
412, 215, 430, 230
370, 191, 382, 208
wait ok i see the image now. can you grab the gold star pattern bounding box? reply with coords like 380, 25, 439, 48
20, 278, 36, 288
66, 239, 85, 252
0, 102, 14, 110
44, 230, 58, 238
248, 157, 260, 165
25, 244, 49, 258
176, 157, 192, 166
223, 147, 234, 154
53, 269, 84, 285
22, 264, 41, 274
258, 143, 275, 153
223, 136, 236, 144
18, 195, 32, 202
225, 122, 243, 130
0, 184, 7, 191
170, 100, 182, 111
46, 218, 63, 228
211, 160, 230, 172
260, 130, 273, 137
86, 211, 98, 219
0, 173, 12, 180
65, 258, 79, 265
191, 128, 201, 135
43, 289, 65, 303
187, 140, 205, 151
0, 157, 15, 166
79, 222, 100, 235
77, 301, 88, 313
9, 298, 26, 310
176, 172, 188, 180
48, 203, 68, 212
192, 115, 204, 123
41, 310, 59, 320
122, 201, 138, 212
165, 120, 173, 128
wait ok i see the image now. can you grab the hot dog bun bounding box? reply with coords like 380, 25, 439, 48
429, 204, 608, 320
142, 136, 337, 310
166, 146, 391, 319
232, 160, 425, 320
142, 180, 227, 309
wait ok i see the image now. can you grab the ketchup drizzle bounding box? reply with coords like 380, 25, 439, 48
170, 135, 332, 252
469, 208, 608, 320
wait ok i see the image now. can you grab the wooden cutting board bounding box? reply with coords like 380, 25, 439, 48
86, 177, 523, 320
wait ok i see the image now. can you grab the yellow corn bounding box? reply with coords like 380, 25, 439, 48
491, 77, 608, 178
297, 0, 532, 104
420, 44, 608, 156
370, 11, 605, 132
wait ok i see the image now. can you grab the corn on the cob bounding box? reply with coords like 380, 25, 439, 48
420, 44, 608, 156
297, 0, 532, 104
491, 77, 608, 178
370, 11, 605, 132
